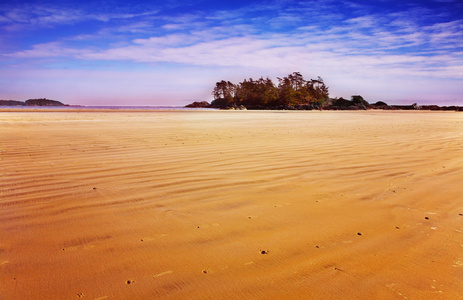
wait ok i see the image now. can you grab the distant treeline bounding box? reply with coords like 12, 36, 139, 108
0, 98, 65, 106
210, 72, 329, 109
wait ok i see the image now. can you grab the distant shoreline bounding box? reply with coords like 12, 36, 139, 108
185, 100, 463, 112
1, 106, 461, 113
0, 105, 217, 112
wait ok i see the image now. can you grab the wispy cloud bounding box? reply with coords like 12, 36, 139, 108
8, 7, 461, 79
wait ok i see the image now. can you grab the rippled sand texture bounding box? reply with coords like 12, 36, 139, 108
1, 110, 463, 299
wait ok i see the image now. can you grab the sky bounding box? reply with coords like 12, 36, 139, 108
0, 0, 462, 106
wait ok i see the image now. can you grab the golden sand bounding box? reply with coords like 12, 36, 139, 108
1, 110, 462, 299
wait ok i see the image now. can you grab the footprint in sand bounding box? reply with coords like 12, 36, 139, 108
140, 237, 156, 242
452, 259, 463, 267
197, 223, 220, 229
153, 270, 173, 278
62, 246, 78, 252
274, 202, 291, 208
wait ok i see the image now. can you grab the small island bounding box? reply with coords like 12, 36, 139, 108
186, 72, 462, 111
0, 98, 65, 106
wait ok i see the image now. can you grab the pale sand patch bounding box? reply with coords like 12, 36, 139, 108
0, 110, 462, 299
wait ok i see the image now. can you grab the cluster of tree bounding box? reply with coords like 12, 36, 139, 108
0, 98, 65, 106
210, 72, 329, 109
25, 98, 64, 106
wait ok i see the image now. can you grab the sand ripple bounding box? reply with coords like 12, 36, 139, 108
1, 111, 462, 299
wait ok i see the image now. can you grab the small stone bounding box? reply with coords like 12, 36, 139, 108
126, 280, 133, 284
92, 187, 97, 190
395, 226, 400, 229
425, 217, 429, 220
261, 250, 269, 254
357, 232, 362, 236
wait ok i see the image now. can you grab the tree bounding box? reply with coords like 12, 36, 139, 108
211, 72, 329, 108
307, 77, 329, 104
351, 95, 370, 107
212, 80, 236, 106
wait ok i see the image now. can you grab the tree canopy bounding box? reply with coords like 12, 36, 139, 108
211, 72, 329, 109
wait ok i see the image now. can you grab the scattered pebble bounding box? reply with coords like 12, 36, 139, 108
202, 270, 208, 274
261, 250, 269, 254
126, 280, 133, 285
77, 293, 84, 298
315, 245, 320, 248
459, 213, 463, 216
92, 187, 97, 190
357, 232, 362, 236
425, 217, 429, 220
395, 226, 400, 229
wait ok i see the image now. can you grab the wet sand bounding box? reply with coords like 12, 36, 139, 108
1, 110, 462, 299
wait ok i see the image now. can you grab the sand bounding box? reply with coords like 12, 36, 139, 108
0, 110, 462, 299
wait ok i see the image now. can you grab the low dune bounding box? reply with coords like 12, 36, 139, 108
1, 110, 462, 299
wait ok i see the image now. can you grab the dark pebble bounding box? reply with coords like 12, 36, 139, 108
261, 250, 269, 254
357, 232, 362, 236
425, 217, 429, 220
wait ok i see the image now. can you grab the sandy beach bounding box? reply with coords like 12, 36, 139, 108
1, 110, 462, 299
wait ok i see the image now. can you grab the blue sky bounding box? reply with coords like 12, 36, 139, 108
1, 0, 462, 105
